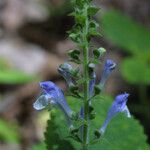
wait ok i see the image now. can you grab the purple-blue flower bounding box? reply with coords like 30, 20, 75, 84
88, 71, 96, 106
89, 72, 96, 98
99, 59, 116, 89
58, 63, 74, 87
33, 81, 73, 127
99, 93, 131, 135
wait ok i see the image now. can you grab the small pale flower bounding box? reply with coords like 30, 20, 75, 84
99, 59, 116, 89
58, 63, 74, 87
99, 93, 131, 135
33, 81, 73, 127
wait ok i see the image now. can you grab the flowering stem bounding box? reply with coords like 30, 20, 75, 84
82, 4, 89, 150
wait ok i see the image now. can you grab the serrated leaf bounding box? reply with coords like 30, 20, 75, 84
51, 95, 149, 150
121, 58, 150, 85
89, 95, 149, 150
44, 114, 76, 150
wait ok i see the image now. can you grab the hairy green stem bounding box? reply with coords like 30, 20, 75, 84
82, 4, 89, 150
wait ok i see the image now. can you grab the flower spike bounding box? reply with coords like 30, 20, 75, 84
99, 59, 116, 90
33, 81, 74, 127
99, 93, 131, 135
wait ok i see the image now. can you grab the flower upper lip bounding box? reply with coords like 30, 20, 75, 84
33, 81, 74, 127
99, 59, 116, 90
99, 93, 131, 135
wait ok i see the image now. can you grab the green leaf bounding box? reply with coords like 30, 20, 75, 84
89, 21, 99, 28
88, 6, 99, 16
75, 13, 86, 25
51, 95, 149, 150
0, 119, 20, 143
88, 27, 101, 37
121, 58, 150, 85
44, 114, 76, 150
69, 85, 82, 98
0, 70, 36, 84
74, 0, 84, 8
70, 68, 80, 77
101, 10, 150, 57
94, 85, 101, 96
68, 49, 80, 62
89, 95, 149, 150
69, 32, 81, 43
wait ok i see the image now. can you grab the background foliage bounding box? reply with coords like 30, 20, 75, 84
100, 10, 150, 85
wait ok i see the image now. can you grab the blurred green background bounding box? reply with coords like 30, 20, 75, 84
0, 0, 149, 150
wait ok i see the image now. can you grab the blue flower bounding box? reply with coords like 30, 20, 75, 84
88, 71, 96, 106
99, 93, 131, 135
99, 59, 116, 89
58, 63, 74, 87
89, 72, 96, 97
33, 81, 73, 127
